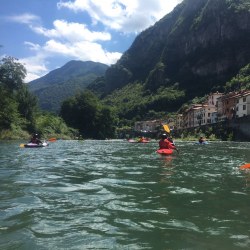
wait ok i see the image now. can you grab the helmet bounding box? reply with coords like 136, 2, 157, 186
161, 133, 167, 139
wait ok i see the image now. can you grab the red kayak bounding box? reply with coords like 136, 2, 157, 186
156, 148, 173, 155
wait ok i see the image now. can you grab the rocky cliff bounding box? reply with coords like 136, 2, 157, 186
89, 0, 250, 101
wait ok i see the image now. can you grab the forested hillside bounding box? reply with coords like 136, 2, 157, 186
88, 0, 250, 121
29, 60, 108, 113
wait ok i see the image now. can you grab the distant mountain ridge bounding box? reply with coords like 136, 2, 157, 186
28, 60, 108, 112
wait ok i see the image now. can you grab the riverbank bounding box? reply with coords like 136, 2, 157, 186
0, 128, 74, 140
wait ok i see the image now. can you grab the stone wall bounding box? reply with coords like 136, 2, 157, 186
228, 115, 250, 141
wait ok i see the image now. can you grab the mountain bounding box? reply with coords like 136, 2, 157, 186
28, 60, 108, 113
88, 0, 250, 120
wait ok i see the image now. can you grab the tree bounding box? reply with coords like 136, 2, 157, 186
60, 90, 116, 139
0, 56, 39, 136
0, 85, 20, 129
16, 85, 38, 130
0, 56, 26, 92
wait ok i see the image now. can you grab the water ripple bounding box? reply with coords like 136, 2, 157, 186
0, 140, 250, 249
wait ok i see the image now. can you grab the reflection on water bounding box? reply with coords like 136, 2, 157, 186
0, 140, 250, 249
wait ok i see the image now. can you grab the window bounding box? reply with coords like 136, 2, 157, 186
243, 97, 246, 102
243, 105, 246, 110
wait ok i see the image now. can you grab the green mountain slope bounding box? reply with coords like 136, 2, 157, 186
88, 0, 250, 119
28, 60, 108, 113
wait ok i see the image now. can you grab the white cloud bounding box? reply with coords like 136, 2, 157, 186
21, 38, 121, 82
57, 0, 183, 33
5, 13, 40, 25
31, 19, 111, 42
24, 42, 41, 51
19, 55, 49, 82
43, 39, 122, 65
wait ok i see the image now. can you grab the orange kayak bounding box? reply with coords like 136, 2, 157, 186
239, 163, 250, 170
156, 149, 173, 155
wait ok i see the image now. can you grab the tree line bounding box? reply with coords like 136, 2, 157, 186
0, 56, 116, 140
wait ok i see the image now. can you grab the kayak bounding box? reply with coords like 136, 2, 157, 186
195, 141, 208, 145
156, 148, 173, 155
239, 163, 250, 170
24, 142, 49, 148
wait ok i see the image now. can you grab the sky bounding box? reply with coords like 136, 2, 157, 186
0, 0, 183, 82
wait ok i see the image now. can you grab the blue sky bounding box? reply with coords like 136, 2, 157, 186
0, 0, 182, 82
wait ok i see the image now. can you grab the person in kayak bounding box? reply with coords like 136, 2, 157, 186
29, 133, 42, 145
198, 136, 206, 144
137, 136, 147, 142
159, 134, 178, 152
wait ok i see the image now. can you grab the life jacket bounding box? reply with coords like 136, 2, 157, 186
159, 138, 176, 149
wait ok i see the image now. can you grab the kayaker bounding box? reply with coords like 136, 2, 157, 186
137, 136, 145, 142
29, 133, 42, 145
198, 136, 206, 144
159, 134, 178, 151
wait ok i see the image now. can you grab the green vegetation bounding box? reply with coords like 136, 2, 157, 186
60, 90, 117, 139
29, 61, 108, 113
224, 64, 250, 92
103, 82, 185, 122
0, 56, 74, 140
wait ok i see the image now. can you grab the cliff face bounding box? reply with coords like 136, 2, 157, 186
162, 0, 250, 95
89, 0, 250, 99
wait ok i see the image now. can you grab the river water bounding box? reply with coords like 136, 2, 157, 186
0, 140, 250, 249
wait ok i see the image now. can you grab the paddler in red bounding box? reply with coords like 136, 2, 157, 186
159, 134, 178, 151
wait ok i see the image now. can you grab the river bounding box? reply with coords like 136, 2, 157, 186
0, 140, 250, 249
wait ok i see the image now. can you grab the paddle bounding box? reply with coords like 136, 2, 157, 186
48, 137, 56, 142
20, 143, 25, 148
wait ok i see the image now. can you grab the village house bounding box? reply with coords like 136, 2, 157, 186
217, 92, 238, 120
181, 92, 223, 129
175, 114, 183, 130
183, 104, 203, 128
134, 120, 162, 133
235, 90, 250, 118
207, 91, 222, 107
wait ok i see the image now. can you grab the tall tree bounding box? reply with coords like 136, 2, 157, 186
0, 56, 37, 133
60, 90, 116, 139
0, 56, 26, 92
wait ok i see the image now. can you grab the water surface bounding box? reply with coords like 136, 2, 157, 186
0, 140, 250, 249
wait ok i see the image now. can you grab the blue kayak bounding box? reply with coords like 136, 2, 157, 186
195, 141, 208, 145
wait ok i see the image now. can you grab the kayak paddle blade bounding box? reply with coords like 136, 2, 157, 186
239, 163, 250, 170
163, 124, 170, 133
